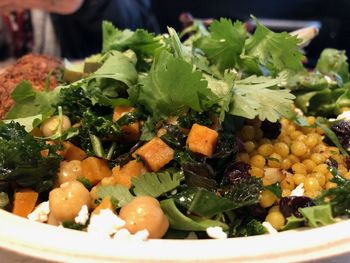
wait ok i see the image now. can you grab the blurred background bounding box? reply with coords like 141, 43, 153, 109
0, 0, 349, 65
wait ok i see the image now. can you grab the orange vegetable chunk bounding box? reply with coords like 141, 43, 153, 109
187, 123, 219, 157
63, 142, 87, 161
113, 106, 140, 141
92, 196, 114, 216
81, 157, 112, 185
135, 137, 174, 172
12, 189, 39, 218
112, 160, 148, 188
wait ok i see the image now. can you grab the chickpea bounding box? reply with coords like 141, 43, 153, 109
41, 115, 71, 137
57, 160, 82, 185
119, 196, 169, 239
49, 181, 91, 222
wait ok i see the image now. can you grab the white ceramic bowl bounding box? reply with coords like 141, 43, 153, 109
1, 209, 350, 262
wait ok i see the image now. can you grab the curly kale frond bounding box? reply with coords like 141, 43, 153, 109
0, 122, 61, 193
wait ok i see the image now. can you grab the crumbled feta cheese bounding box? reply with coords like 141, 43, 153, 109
27, 201, 50, 223
113, 228, 149, 241
206, 226, 227, 239
87, 209, 125, 237
74, 205, 89, 225
262, 221, 278, 234
291, 183, 305, 197
337, 111, 350, 122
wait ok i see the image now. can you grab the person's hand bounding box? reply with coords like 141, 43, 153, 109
17, 0, 84, 15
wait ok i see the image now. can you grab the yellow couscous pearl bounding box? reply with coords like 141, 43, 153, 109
325, 182, 337, 189
259, 190, 277, 208
239, 125, 256, 141
250, 154, 266, 168
282, 189, 292, 197
290, 131, 303, 140
310, 153, 326, 165
313, 172, 326, 187
244, 141, 256, 153
274, 142, 289, 157
304, 133, 319, 148
258, 144, 274, 157
292, 163, 307, 175
293, 173, 306, 185
288, 154, 300, 164
302, 159, 317, 173
255, 129, 264, 140
280, 158, 292, 170
280, 176, 295, 190
250, 167, 264, 178
266, 211, 285, 230
304, 177, 320, 191
268, 205, 280, 213
236, 152, 250, 163
312, 164, 328, 175
267, 153, 282, 168
291, 141, 308, 157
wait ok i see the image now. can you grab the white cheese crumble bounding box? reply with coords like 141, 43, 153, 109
74, 205, 89, 225
87, 209, 125, 237
27, 201, 50, 223
291, 183, 305, 196
113, 228, 149, 241
206, 226, 227, 239
262, 221, 278, 234
336, 111, 350, 122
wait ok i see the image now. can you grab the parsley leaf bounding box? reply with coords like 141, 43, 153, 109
132, 171, 182, 197
137, 50, 214, 119
195, 18, 247, 71
243, 18, 304, 74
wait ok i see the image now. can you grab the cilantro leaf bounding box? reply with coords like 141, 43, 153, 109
229, 75, 295, 122
102, 21, 163, 58
5, 81, 60, 121
195, 18, 247, 71
97, 185, 134, 208
137, 51, 213, 119
243, 18, 304, 74
132, 171, 182, 197
90, 51, 138, 89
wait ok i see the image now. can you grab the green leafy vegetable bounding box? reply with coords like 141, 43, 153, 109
136, 50, 214, 119
243, 18, 304, 74
160, 198, 228, 231
5, 81, 61, 123
229, 75, 295, 122
62, 221, 85, 230
0, 122, 61, 193
195, 18, 247, 71
265, 182, 282, 199
97, 185, 134, 208
132, 171, 182, 197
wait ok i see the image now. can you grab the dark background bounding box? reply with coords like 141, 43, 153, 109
152, 0, 350, 65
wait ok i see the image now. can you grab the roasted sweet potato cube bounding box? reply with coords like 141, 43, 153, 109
112, 160, 148, 188
12, 189, 39, 218
135, 137, 174, 172
91, 196, 114, 215
113, 106, 140, 141
63, 142, 87, 161
186, 123, 218, 157
81, 157, 112, 185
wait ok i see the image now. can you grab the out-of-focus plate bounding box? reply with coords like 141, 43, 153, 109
0, 209, 350, 263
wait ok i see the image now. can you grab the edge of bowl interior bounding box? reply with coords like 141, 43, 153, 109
1, 209, 350, 263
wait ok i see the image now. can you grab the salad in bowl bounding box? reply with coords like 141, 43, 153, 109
1, 17, 350, 244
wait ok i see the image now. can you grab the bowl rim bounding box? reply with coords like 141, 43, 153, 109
1, 209, 350, 262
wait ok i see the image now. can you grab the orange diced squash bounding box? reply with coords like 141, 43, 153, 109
112, 160, 148, 188
113, 106, 140, 141
187, 123, 218, 157
63, 142, 87, 161
92, 197, 114, 216
12, 189, 39, 218
81, 157, 112, 185
135, 137, 174, 172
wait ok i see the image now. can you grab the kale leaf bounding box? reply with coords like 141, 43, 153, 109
0, 122, 61, 193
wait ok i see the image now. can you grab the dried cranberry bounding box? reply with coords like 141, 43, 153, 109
260, 120, 282, 139
223, 161, 251, 185
279, 196, 315, 218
